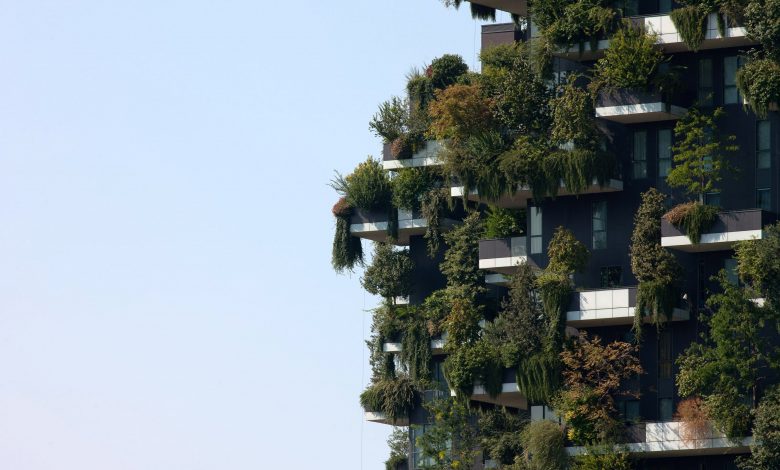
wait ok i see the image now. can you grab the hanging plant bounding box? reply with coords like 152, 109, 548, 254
664, 201, 719, 244
670, 5, 709, 51
331, 197, 364, 273
470, 3, 496, 21
359, 376, 418, 422
736, 56, 780, 118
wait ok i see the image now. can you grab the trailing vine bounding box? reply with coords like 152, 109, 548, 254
331, 197, 363, 273
670, 5, 709, 51
664, 201, 719, 244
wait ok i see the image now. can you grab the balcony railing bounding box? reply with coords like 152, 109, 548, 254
478, 237, 531, 274
595, 89, 687, 124
451, 178, 623, 209
382, 140, 443, 170
661, 209, 777, 252
567, 421, 752, 457
451, 369, 527, 409
566, 287, 689, 327
554, 12, 754, 60
350, 208, 458, 245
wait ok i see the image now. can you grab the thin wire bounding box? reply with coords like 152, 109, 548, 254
473, 18, 478, 71
360, 289, 366, 470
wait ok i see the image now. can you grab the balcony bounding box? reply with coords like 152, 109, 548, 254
451, 179, 623, 209
595, 89, 686, 124
382, 140, 443, 171
482, 23, 520, 50
364, 411, 409, 426
382, 335, 447, 355
555, 12, 754, 60
567, 421, 752, 457
350, 208, 458, 245
661, 209, 777, 252
451, 369, 527, 409
566, 287, 689, 327
478, 237, 532, 274
467, 0, 526, 15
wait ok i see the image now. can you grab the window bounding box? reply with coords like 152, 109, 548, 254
757, 188, 771, 211
698, 58, 714, 105
757, 120, 772, 169
621, 0, 638, 16
659, 330, 673, 380
592, 201, 607, 250
659, 0, 672, 13
412, 426, 436, 468
659, 398, 674, 422
619, 400, 641, 422
705, 192, 721, 207
600, 266, 622, 288
725, 258, 739, 286
530, 207, 543, 254
658, 129, 672, 178
724, 56, 743, 104
632, 130, 647, 179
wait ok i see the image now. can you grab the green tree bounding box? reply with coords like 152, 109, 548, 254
416, 399, 479, 470
361, 242, 415, 301
738, 386, 780, 470
667, 107, 737, 203
518, 420, 568, 470
735, 221, 780, 309
385, 427, 410, 470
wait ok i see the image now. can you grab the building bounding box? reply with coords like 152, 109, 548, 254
333, 1, 780, 469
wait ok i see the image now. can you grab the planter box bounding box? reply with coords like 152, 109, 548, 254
566, 287, 688, 327
478, 237, 531, 274
451, 178, 623, 209
350, 207, 459, 245
661, 209, 777, 252
382, 140, 443, 170
596, 89, 686, 124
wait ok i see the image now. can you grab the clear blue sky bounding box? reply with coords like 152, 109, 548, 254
0, 2, 510, 468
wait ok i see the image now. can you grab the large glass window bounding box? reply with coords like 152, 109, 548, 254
530, 207, 543, 254
705, 192, 721, 207
659, 330, 673, 380
725, 258, 739, 285
757, 188, 771, 211
659, 398, 674, 421
698, 58, 714, 105
724, 56, 743, 104
632, 130, 647, 179
592, 201, 607, 250
658, 129, 672, 178
757, 120, 772, 169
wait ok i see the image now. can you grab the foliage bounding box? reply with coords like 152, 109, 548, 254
370, 96, 409, 143
446, 130, 513, 202
442, 289, 484, 349
591, 23, 663, 91
629, 189, 683, 333
744, 0, 780, 58
331, 197, 364, 273
530, 0, 619, 52
736, 57, 780, 118
440, 0, 497, 21
428, 54, 469, 90
670, 5, 709, 51
445, 338, 503, 398
674, 397, 712, 444
483, 206, 524, 239
536, 272, 571, 354
554, 333, 643, 445
440, 212, 485, 291
735, 222, 780, 308
517, 352, 562, 404
386, 427, 409, 470
428, 84, 494, 141
362, 242, 415, 300
676, 272, 780, 438
392, 167, 437, 212
738, 386, 780, 469
360, 376, 418, 422
668, 107, 737, 202
478, 408, 526, 465
663, 201, 719, 244
551, 76, 599, 148
546, 226, 589, 275
518, 420, 568, 470
400, 311, 433, 383
415, 398, 479, 470
407, 69, 435, 116
331, 157, 393, 211
421, 187, 448, 257
571, 446, 633, 470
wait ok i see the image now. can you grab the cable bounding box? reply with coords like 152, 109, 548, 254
360, 289, 366, 470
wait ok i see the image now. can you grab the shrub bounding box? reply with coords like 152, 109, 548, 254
415, 398, 479, 469
428, 54, 469, 90
738, 386, 780, 469
736, 57, 780, 118
407, 70, 434, 115
361, 242, 415, 300
331, 198, 364, 273
478, 408, 526, 465
385, 428, 409, 470
675, 397, 711, 444
551, 76, 598, 148
360, 376, 418, 422
663, 202, 719, 244
370, 96, 408, 143
332, 157, 392, 211
391, 167, 436, 212
483, 206, 524, 239
428, 84, 494, 141
571, 447, 633, 470
670, 5, 709, 51
421, 187, 448, 257
546, 226, 589, 275
592, 23, 663, 90
390, 132, 426, 159
441, 212, 485, 290
735, 222, 780, 308
444, 339, 503, 398
519, 420, 568, 470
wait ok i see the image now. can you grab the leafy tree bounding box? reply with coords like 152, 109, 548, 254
428, 84, 494, 142
361, 242, 415, 301
331, 157, 393, 211
738, 386, 780, 469
592, 23, 663, 90
676, 272, 780, 437
667, 107, 737, 203
370, 96, 409, 143
483, 206, 524, 239
571, 446, 633, 470
546, 226, 589, 275
554, 333, 643, 444
744, 0, 780, 58
392, 167, 437, 212
518, 420, 568, 470
735, 221, 780, 310
477, 408, 526, 465
428, 54, 469, 90
444, 338, 503, 398
415, 399, 479, 470
385, 427, 410, 470
440, 212, 485, 291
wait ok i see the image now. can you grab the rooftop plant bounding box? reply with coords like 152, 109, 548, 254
663, 201, 719, 243
331, 157, 392, 211
530, 0, 619, 53
369, 96, 409, 144
483, 206, 525, 239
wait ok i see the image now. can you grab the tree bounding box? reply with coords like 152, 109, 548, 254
735, 221, 780, 310
361, 242, 415, 301
554, 333, 643, 444
415, 398, 479, 470
738, 386, 780, 470
518, 420, 568, 470
385, 427, 410, 470
428, 84, 494, 142
667, 107, 737, 203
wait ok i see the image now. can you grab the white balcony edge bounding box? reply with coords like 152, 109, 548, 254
661, 229, 763, 248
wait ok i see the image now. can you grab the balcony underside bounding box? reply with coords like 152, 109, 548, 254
350, 218, 458, 245
364, 411, 409, 426
468, 0, 526, 15
661, 229, 764, 252
567, 437, 751, 458
451, 179, 623, 209
567, 307, 689, 327
595, 103, 687, 124
454, 383, 528, 409
382, 340, 446, 355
